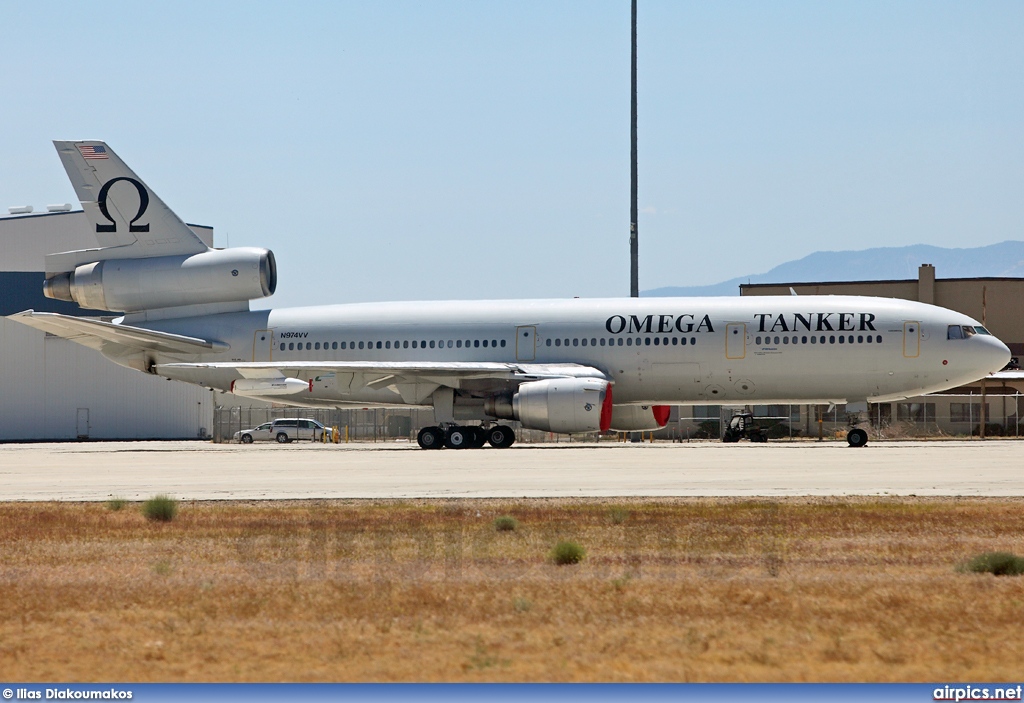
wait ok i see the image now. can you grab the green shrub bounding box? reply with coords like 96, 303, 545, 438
551, 540, 586, 565
611, 575, 632, 591
961, 551, 1024, 576
608, 508, 630, 525
494, 516, 518, 532
105, 497, 128, 512
142, 495, 178, 522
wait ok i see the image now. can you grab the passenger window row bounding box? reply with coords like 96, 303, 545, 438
279, 338, 508, 352
756, 334, 883, 346
545, 336, 697, 348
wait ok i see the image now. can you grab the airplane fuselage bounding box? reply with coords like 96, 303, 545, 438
144, 294, 1009, 409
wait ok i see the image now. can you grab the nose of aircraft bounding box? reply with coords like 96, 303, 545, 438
976, 334, 1012, 376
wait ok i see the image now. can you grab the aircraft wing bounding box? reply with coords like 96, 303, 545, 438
157, 361, 611, 404
7, 310, 229, 355
162, 360, 609, 378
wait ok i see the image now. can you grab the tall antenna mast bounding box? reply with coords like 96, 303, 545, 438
629, 0, 639, 297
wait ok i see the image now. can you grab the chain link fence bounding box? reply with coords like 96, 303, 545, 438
212, 406, 585, 444
214, 392, 1024, 444
671, 393, 1024, 441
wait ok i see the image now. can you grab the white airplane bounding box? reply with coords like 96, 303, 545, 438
8, 141, 1011, 448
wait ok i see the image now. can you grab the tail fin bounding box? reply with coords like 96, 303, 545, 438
49, 140, 207, 272
41, 141, 274, 320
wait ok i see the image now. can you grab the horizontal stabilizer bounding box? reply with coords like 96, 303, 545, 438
7, 310, 228, 355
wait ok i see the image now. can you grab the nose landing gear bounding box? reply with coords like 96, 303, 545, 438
846, 428, 868, 447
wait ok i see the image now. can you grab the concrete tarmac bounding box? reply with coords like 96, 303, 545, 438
1, 439, 1022, 501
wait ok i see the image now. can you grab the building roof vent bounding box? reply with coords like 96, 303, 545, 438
8, 205, 33, 214
46, 203, 72, 212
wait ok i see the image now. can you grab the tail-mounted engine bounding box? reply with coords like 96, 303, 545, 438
43, 247, 276, 313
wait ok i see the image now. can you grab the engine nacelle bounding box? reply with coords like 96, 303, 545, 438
607, 404, 671, 432
43, 247, 276, 312
486, 378, 611, 434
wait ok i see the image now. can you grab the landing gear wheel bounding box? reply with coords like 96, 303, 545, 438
466, 426, 487, 448
445, 426, 469, 449
276, 432, 290, 444
417, 426, 445, 449
847, 428, 868, 447
240, 434, 253, 444
487, 424, 516, 448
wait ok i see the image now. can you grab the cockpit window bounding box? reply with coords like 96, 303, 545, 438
974, 326, 992, 335
947, 325, 963, 340
962, 326, 976, 338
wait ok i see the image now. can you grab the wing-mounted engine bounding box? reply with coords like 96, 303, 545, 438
484, 378, 612, 433
43, 247, 276, 313
606, 404, 671, 432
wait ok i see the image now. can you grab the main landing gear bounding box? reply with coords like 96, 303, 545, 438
417, 425, 515, 450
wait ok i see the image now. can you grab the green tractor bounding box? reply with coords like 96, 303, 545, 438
722, 412, 767, 443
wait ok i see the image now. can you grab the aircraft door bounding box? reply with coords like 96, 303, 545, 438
903, 321, 920, 358
726, 323, 746, 359
516, 326, 536, 361
253, 329, 274, 362
76, 408, 90, 439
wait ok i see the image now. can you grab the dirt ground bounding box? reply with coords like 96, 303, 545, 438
1, 497, 1022, 681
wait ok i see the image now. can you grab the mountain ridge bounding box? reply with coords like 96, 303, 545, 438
642, 241, 1024, 297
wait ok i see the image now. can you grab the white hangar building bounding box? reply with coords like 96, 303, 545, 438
0, 209, 216, 441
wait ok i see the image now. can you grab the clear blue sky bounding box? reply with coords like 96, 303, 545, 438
2, 1, 1022, 308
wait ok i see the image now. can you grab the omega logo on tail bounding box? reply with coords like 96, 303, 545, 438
95, 177, 150, 233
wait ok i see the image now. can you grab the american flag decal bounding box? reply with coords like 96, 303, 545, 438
77, 144, 108, 160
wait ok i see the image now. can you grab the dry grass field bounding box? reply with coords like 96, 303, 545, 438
1, 498, 1023, 682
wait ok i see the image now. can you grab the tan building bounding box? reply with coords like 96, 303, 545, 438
728, 264, 1024, 437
